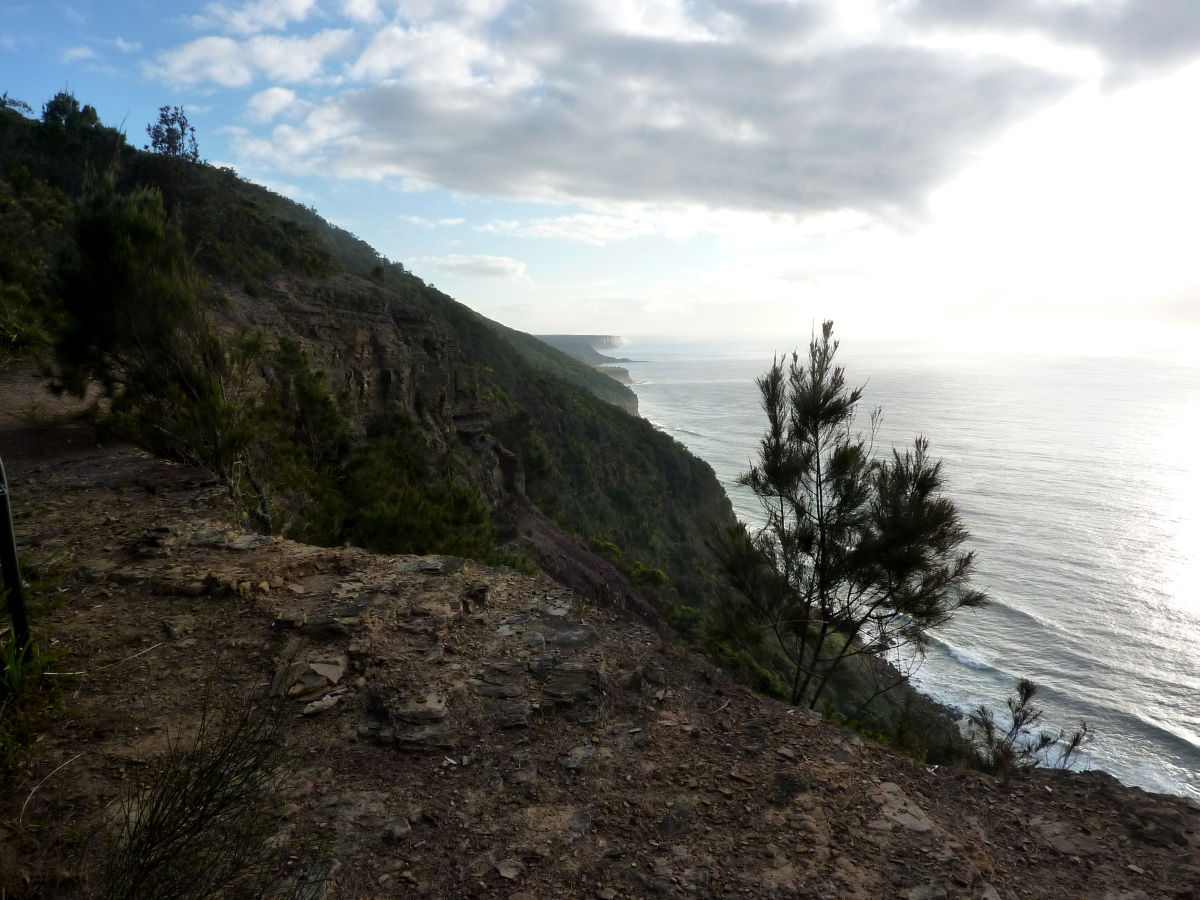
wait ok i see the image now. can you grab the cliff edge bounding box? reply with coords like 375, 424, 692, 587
1, 376, 1197, 899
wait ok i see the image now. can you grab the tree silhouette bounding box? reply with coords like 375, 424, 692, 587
145, 105, 201, 163
715, 321, 988, 711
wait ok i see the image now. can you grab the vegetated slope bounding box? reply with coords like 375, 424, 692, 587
488, 323, 638, 414
0, 97, 734, 619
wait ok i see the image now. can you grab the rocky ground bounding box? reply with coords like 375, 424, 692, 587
0, 364, 1197, 899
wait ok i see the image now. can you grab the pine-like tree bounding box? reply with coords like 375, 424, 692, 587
715, 321, 988, 711
145, 105, 201, 163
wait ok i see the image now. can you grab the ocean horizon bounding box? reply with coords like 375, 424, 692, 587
618, 336, 1200, 802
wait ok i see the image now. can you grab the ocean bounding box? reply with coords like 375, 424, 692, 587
618, 337, 1200, 801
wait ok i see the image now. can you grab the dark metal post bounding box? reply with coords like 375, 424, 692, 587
0, 454, 31, 655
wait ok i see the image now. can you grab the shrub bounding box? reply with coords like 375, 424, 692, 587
0, 626, 59, 772
100, 693, 320, 899
969, 678, 1091, 779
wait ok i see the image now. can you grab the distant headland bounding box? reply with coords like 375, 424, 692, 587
536, 334, 632, 365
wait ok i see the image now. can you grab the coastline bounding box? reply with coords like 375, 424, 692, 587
623, 352, 1200, 801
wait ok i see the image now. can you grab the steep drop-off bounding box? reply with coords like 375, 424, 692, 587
0, 99, 733, 621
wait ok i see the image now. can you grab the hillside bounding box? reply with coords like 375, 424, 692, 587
1, 385, 1197, 898
0, 97, 732, 626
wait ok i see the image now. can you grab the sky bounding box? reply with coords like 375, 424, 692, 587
4, 0, 1200, 352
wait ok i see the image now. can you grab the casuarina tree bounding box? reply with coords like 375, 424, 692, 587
715, 321, 988, 712
145, 106, 201, 163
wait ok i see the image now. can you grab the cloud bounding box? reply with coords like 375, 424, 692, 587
151, 36, 254, 86
246, 86, 298, 121
306, 27, 1064, 219
482, 212, 672, 245
59, 36, 142, 65
341, 0, 383, 23
400, 215, 466, 228
168, 0, 1200, 222
150, 29, 355, 86
415, 254, 529, 279
904, 0, 1200, 81
61, 45, 96, 62
399, 215, 437, 228
192, 0, 319, 35
205, 0, 1071, 220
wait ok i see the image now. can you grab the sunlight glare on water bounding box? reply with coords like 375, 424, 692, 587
1160, 401, 1200, 620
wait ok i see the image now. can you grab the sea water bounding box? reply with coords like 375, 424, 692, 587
620, 337, 1200, 801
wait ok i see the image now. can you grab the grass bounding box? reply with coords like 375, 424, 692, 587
0, 581, 64, 774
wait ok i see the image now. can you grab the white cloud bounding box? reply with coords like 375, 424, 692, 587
150, 29, 354, 86
481, 211, 692, 245
152, 36, 254, 86
399, 214, 436, 228
59, 36, 142, 64
200, 1, 1067, 220
192, 0, 319, 35
400, 215, 468, 229
414, 254, 529, 279
246, 86, 298, 121
250, 30, 355, 82
341, 0, 382, 23
158, 0, 1200, 291
348, 21, 536, 94
61, 45, 96, 62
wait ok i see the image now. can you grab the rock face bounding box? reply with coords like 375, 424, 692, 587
219, 272, 732, 623
3, 423, 1199, 900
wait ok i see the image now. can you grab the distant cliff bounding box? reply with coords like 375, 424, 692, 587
493, 327, 638, 415
534, 334, 639, 392
535, 334, 632, 366
538, 333, 627, 352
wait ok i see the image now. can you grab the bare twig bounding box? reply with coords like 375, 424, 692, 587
18, 753, 82, 824
45, 641, 165, 677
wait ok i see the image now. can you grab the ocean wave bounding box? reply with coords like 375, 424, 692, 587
978, 596, 1059, 635
1126, 711, 1200, 757
926, 634, 1007, 680
946, 645, 994, 672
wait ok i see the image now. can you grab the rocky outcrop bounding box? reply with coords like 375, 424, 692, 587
596, 365, 633, 384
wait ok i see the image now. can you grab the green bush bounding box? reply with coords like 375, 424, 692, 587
969, 679, 1091, 779
342, 433, 495, 558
